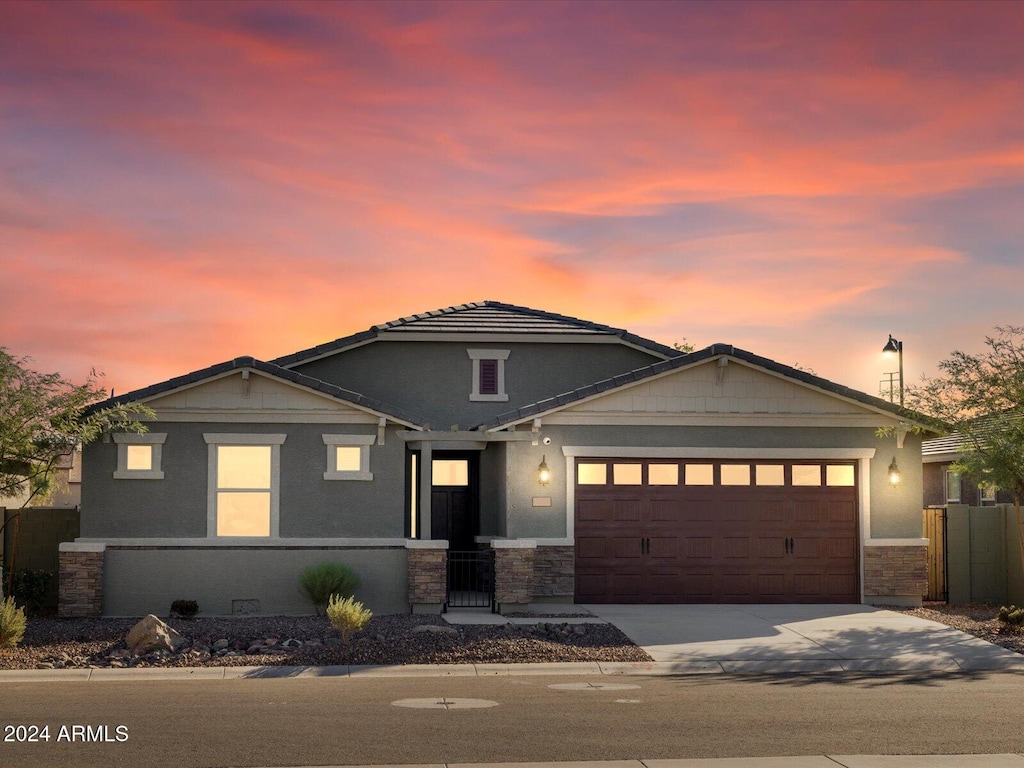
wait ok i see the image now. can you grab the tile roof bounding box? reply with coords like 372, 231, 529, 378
475, 343, 929, 431
85, 357, 425, 428
271, 300, 680, 367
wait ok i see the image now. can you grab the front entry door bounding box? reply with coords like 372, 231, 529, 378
430, 453, 478, 549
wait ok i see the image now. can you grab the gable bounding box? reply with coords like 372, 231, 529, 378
538, 358, 899, 427
143, 371, 389, 424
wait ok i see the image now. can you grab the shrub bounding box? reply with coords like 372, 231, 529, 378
0, 568, 53, 616
0, 597, 27, 648
300, 562, 359, 616
326, 594, 372, 642
170, 600, 199, 618
998, 605, 1024, 625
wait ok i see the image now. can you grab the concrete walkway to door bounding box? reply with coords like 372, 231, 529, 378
585, 604, 1024, 673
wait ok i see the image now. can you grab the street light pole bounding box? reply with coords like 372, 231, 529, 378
882, 334, 904, 407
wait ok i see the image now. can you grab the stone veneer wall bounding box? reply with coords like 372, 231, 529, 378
863, 544, 927, 605
58, 550, 104, 617
533, 546, 574, 599
494, 547, 536, 605
407, 547, 447, 606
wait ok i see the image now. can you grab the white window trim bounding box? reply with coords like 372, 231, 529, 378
945, 469, 962, 503
204, 433, 286, 538
468, 348, 510, 402
322, 434, 375, 481
113, 433, 166, 480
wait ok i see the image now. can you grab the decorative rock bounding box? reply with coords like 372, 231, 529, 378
410, 624, 458, 635
213, 639, 230, 650
126, 614, 189, 654
281, 638, 301, 649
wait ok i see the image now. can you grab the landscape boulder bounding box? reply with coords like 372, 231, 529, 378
125, 614, 188, 654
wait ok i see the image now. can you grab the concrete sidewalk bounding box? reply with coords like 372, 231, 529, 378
270, 755, 1024, 767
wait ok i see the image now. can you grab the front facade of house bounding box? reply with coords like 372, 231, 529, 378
62, 302, 929, 617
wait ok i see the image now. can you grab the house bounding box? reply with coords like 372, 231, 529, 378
61, 301, 930, 617
923, 433, 1013, 508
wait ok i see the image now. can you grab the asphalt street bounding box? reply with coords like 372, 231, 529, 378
2, 671, 1024, 768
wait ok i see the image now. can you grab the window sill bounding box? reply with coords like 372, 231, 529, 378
470, 394, 509, 402
113, 470, 165, 480
324, 471, 374, 481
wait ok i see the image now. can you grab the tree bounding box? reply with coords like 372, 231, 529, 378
0, 349, 154, 597
907, 326, 1024, 566
672, 340, 695, 353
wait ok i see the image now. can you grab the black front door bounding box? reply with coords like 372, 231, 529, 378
430, 452, 478, 549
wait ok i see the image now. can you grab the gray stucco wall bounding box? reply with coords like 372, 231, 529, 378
292, 340, 660, 430
501, 425, 924, 541
103, 546, 408, 616
81, 423, 408, 539
478, 442, 506, 538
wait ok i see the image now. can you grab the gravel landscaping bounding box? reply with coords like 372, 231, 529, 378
0, 613, 652, 670
900, 603, 1024, 655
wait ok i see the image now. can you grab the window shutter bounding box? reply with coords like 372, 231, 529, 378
479, 359, 499, 395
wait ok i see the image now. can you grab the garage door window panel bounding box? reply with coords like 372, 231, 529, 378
826, 465, 855, 487
685, 464, 714, 485
792, 465, 822, 486
613, 463, 642, 485
648, 463, 679, 485
578, 463, 607, 485
721, 464, 751, 486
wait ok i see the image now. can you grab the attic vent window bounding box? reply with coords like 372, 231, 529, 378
467, 349, 510, 402
113, 433, 167, 480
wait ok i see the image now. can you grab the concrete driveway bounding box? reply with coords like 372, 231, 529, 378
585, 604, 1024, 673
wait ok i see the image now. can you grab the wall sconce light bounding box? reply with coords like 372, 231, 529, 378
888, 457, 901, 487
538, 455, 550, 486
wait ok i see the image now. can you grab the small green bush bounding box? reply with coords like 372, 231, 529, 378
0, 597, 27, 648
170, 600, 199, 618
998, 605, 1024, 625
326, 594, 372, 642
300, 562, 359, 616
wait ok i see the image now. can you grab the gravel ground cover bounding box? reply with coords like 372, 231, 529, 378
900, 603, 1024, 655
0, 613, 652, 670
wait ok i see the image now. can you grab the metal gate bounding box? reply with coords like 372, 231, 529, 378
446, 550, 495, 611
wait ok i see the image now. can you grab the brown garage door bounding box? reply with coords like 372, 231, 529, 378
575, 459, 859, 603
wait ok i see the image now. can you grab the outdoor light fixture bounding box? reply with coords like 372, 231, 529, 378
888, 457, 902, 487
538, 455, 550, 485
882, 334, 904, 407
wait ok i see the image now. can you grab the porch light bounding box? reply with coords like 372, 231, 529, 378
888, 457, 901, 486
538, 455, 550, 485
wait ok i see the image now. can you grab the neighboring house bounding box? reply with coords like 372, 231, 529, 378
3, 449, 82, 509
63, 301, 930, 617
922, 434, 1014, 508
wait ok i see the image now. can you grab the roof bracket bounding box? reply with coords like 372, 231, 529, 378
896, 423, 908, 450
532, 418, 542, 446
241, 368, 250, 398
716, 357, 729, 385
378, 417, 387, 445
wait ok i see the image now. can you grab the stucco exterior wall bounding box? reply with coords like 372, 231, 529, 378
81, 423, 408, 539
291, 340, 660, 430
478, 441, 506, 538
102, 546, 407, 616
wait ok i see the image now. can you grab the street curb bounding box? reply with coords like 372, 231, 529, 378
2, 658, 1023, 682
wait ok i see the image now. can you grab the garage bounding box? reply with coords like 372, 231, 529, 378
574, 458, 860, 603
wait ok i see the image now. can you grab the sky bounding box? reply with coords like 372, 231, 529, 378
2, 0, 1023, 401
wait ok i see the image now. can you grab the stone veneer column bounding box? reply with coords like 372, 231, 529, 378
405, 540, 448, 614
58, 542, 106, 617
532, 545, 575, 601
863, 539, 928, 607
492, 539, 536, 612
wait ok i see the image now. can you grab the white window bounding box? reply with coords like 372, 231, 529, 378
322, 434, 375, 481
113, 433, 166, 480
467, 349, 510, 402
981, 483, 998, 504
945, 470, 962, 503
204, 434, 285, 538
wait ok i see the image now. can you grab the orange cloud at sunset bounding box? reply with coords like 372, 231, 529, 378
2, 0, 1023, 398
